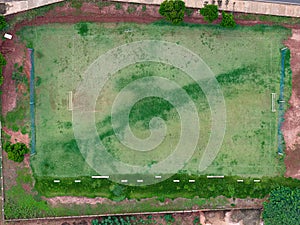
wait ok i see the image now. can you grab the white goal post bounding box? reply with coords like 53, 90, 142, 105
68, 91, 73, 111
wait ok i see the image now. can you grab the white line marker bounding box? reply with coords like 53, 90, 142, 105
189, 180, 195, 183
75, 180, 81, 183
121, 180, 128, 183
254, 179, 261, 183
207, 175, 224, 178
155, 176, 161, 179
237, 180, 244, 182
53, 180, 60, 183
137, 180, 143, 183
92, 176, 109, 179
173, 180, 180, 183
68, 91, 73, 110
271, 93, 276, 112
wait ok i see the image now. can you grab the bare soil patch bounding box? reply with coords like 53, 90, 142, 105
282, 29, 300, 179
2, 127, 30, 146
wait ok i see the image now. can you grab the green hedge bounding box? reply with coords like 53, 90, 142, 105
0, 53, 7, 86
35, 174, 300, 200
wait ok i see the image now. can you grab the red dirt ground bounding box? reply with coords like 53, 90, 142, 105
2, 127, 30, 146
282, 29, 300, 179
0, 1, 299, 224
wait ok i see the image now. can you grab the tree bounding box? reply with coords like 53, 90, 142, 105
263, 187, 300, 225
0, 15, 7, 31
159, 0, 186, 24
200, 4, 219, 23
220, 11, 236, 28
4, 142, 29, 162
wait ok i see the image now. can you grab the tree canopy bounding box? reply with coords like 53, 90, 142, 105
200, 4, 219, 23
159, 0, 186, 24
4, 142, 29, 162
263, 186, 300, 225
220, 11, 236, 28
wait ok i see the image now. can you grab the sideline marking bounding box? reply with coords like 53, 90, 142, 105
155, 176, 162, 179
271, 93, 276, 112
207, 176, 224, 179
237, 180, 244, 182
137, 180, 143, 183
254, 179, 261, 183
189, 180, 195, 183
92, 176, 109, 179
75, 180, 81, 183
173, 180, 180, 183
54, 180, 60, 183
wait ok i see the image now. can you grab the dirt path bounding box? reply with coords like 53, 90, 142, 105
282, 29, 300, 179
2, 127, 30, 146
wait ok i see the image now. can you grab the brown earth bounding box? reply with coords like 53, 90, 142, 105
282, 29, 300, 179
0, 35, 30, 116
0, 1, 299, 225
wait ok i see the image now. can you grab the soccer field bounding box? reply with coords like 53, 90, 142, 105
19, 22, 291, 183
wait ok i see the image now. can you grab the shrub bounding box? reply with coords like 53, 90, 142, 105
185, 8, 193, 17
127, 5, 137, 14
159, 0, 186, 24
4, 142, 29, 162
142, 5, 147, 12
0, 15, 7, 31
200, 4, 219, 23
164, 214, 175, 223
75, 22, 89, 36
69, 0, 83, 9
263, 187, 300, 225
115, 2, 122, 10
220, 11, 236, 28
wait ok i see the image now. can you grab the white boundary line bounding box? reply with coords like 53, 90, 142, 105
271, 93, 276, 112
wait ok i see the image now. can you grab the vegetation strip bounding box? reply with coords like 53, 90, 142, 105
28, 48, 36, 155
4, 207, 262, 223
